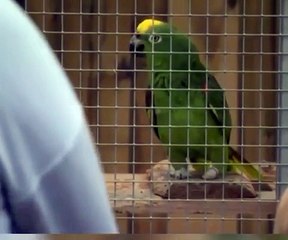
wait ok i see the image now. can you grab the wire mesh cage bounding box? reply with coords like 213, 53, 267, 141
19, 0, 285, 234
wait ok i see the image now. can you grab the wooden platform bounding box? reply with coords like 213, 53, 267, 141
105, 173, 277, 217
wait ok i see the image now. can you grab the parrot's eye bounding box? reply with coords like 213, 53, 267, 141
148, 34, 162, 44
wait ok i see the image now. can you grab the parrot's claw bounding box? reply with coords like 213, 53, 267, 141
169, 167, 189, 179
202, 167, 219, 180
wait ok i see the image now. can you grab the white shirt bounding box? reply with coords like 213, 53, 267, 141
0, 0, 117, 233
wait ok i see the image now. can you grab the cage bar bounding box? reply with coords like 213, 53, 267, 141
277, 0, 288, 198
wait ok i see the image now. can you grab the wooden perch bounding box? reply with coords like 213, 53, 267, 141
147, 160, 274, 199
105, 160, 276, 216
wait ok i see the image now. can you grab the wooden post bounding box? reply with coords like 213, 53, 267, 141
239, 0, 276, 233
240, 0, 276, 167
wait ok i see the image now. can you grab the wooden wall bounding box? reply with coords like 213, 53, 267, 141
23, 0, 276, 234
240, 0, 276, 166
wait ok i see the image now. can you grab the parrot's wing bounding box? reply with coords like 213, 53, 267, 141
205, 75, 263, 180
204, 74, 232, 143
145, 87, 160, 139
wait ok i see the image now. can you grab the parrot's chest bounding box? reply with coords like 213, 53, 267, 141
153, 89, 205, 122
151, 89, 207, 144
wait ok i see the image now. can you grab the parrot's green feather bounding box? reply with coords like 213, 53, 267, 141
134, 19, 262, 180
205, 75, 232, 143
228, 147, 262, 181
146, 88, 160, 139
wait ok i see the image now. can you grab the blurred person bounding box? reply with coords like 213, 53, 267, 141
274, 187, 288, 234
0, 0, 118, 233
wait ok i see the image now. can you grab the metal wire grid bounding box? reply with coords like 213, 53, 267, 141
277, 0, 288, 198
21, 0, 282, 234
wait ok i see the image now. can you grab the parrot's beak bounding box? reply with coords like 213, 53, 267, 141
129, 34, 145, 57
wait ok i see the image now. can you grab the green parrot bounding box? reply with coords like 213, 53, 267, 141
129, 19, 262, 180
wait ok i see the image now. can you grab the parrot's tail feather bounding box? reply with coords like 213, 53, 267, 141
229, 147, 249, 164
228, 147, 263, 181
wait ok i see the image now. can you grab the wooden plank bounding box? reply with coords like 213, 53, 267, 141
114, 200, 276, 217
105, 173, 276, 216
240, 0, 276, 166
61, 0, 82, 97
77, 0, 136, 174
26, 1, 61, 53
95, 0, 135, 233
167, 216, 237, 233
238, 2, 276, 232
106, 172, 275, 233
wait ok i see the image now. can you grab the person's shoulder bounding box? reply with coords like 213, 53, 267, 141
0, 0, 83, 126
0, 0, 85, 180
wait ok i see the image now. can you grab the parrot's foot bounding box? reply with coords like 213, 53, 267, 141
169, 167, 189, 179
202, 167, 219, 180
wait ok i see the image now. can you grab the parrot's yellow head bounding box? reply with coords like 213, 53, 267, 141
129, 18, 198, 71
136, 19, 165, 34
129, 19, 167, 57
